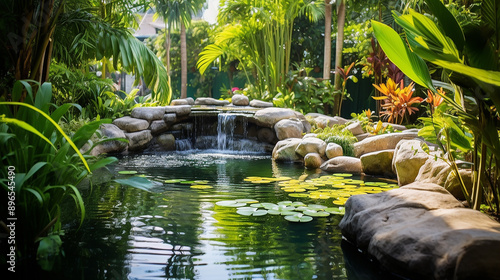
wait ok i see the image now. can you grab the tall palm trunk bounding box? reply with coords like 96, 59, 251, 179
180, 22, 187, 99
333, 0, 346, 116
323, 0, 332, 81
165, 25, 172, 91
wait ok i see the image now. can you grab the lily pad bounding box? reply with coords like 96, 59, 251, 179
307, 204, 327, 210
118, 170, 138, 175
303, 210, 330, 217
284, 213, 313, 223
267, 209, 299, 216
236, 208, 268, 216
190, 185, 213, 189
180, 181, 195, 185
193, 180, 209, 184
332, 173, 353, 177
216, 200, 247, 207
325, 207, 345, 215
164, 179, 182, 184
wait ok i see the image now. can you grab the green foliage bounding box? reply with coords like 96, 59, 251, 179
0, 81, 117, 270
312, 125, 357, 157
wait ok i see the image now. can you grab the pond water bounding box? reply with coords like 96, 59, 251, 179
53, 150, 399, 280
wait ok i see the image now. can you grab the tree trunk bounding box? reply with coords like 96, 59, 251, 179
323, 0, 332, 81
180, 22, 187, 99
333, 0, 346, 116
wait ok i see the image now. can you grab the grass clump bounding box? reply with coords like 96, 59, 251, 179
312, 125, 357, 157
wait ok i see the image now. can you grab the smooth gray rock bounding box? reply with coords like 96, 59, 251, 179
194, 97, 230, 106
339, 182, 500, 280
392, 139, 430, 186
253, 108, 297, 128
353, 131, 419, 157
165, 105, 191, 116
131, 107, 165, 122
444, 169, 473, 201
150, 120, 169, 134
170, 99, 189, 106
232, 94, 249, 106
249, 99, 273, 108
157, 134, 176, 151
90, 124, 127, 156
360, 149, 395, 177
272, 138, 302, 162
185, 97, 195, 105
345, 121, 364, 136
163, 113, 177, 124
113, 116, 150, 132
320, 156, 362, 174
295, 137, 327, 158
294, 111, 311, 133
304, 153, 324, 169
125, 130, 152, 151
325, 142, 343, 159
274, 118, 303, 140
383, 122, 407, 131
306, 113, 348, 128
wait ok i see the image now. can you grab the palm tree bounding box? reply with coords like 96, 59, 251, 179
0, 0, 171, 103
155, 0, 205, 99
333, 0, 346, 116
323, 0, 332, 81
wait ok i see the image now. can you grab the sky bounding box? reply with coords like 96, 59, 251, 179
202, 0, 219, 24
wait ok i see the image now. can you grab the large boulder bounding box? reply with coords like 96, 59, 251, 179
257, 127, 278, 144
165, 105, 191, 116
125, 130, 152, 151
360, 149, 395, 177
444, 169, 473, 201
294, 111, 311, 134
113, 116, 149, 132
249, 99, 273, 108
392, 139, 430, 186
320, 156, 362, 174
325, 143, 343, 159
295, 137, 327, 158
90, 124, 127, 156
253, 108, 297, 128
339, 182, 500, 280
150, 120, 169, 135
274, 118, 304, 140
194, 97, 230, 106
353, 131, 419, 157
272, 138, 302, 162
232, 94, 249, 106
131, 107, 165, 122
304, 153, 324, 169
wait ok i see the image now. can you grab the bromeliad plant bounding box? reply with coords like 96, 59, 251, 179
0, 81, 118, 270
372, 0, 500, 212
372, 78, 424, 124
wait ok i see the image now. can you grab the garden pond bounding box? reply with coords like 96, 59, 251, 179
53, 150, 403, 280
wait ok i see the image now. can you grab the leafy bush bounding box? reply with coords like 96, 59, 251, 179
0, 81, 117, 270
312, 125, 357, 157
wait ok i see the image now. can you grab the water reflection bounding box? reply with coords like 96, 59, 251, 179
55, 152, 355, 279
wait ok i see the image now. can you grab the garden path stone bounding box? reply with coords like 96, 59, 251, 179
274, 118, 303, 140
249, 99, 273, 108
113, 116, 150, 132
304, 153, 324, 169
253, 108, 297, 128
295, 137, 327, 158
320, 156, 362, 174
353, 131, 419, 157
165, 105, 191, 116
232, 94, 249, 106
194, 97, 230, 106
131, 107, 165, 122
90, 123, 127, 156
360, 149, 395, 177
339, 182, 500, 280
325, 143, 343, 159
125, 130, 152, 150
272, 138, 302, 162
392, 139, 430, 186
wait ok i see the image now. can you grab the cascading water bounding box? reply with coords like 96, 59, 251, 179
217, 113, 237, 150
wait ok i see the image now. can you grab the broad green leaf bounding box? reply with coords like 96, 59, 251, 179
371, 20, 436, 91
0, 116, 56, 150
114, 176, 157, 192
425, 0, 465, 52
89, 157, 117, 172
444, 117, 472, 152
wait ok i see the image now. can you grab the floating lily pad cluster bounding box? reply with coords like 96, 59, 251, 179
244, 174, 397, 205
164, 179, 214, 189
215, 200, 345, 222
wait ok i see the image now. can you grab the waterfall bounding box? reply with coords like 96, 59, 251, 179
217, 113, 237, 150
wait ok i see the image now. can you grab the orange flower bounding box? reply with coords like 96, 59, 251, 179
426, 88, 445, 108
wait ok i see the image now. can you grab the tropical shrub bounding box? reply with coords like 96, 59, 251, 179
0, 81, 118, 270
312, 125, 357, 157
372, 0, 500, 212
